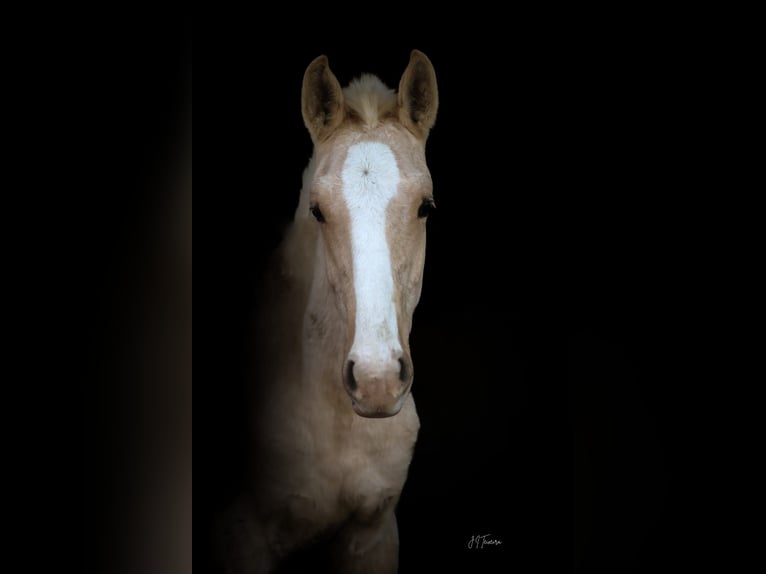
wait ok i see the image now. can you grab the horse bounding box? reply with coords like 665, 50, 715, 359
220, 50, 439, 573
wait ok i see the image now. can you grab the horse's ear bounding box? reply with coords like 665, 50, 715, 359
302, 55, 345, 143
398, 50, 438, 139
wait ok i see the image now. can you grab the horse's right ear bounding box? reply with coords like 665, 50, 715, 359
302, 55, 345, 143
398, 50, 438, 140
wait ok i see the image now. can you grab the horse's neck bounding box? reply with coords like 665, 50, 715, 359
272, 214, 348, 408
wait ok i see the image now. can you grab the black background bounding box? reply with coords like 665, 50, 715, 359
198, 34, 705, 573
79, 17, 731, 574
77, 15, 192, 574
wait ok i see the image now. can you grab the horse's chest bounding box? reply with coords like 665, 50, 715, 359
334, 435, 410, 516
303, 407, 418, 524
259, 398, 418, 554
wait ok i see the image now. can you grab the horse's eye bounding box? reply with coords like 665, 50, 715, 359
418, 198, 436, 219
310, 205, 325, 223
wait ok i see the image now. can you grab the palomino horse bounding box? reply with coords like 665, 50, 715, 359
221, 50, 438, 573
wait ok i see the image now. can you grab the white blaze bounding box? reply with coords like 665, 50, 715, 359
341, 142, 401, 365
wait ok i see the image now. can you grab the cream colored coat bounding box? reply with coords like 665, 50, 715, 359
220, 51, 438, 574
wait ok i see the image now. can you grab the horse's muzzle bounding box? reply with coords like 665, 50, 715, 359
343, 354, 413, 418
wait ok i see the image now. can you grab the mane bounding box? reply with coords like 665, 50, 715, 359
343, 74, 397, 129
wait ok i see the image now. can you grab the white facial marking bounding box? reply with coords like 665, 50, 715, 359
341, 142, 401, 365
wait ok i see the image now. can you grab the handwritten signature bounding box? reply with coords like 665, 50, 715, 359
468, 533, 503, 549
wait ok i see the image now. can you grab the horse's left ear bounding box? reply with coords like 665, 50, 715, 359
398, 50, 439, 139
302, 55, 345, 143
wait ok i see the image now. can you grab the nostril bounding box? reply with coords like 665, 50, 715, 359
398, 357, 409, 383
345, 360, 357, 391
